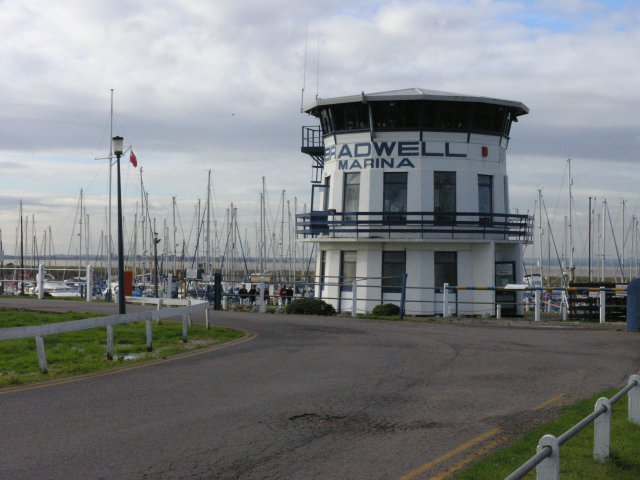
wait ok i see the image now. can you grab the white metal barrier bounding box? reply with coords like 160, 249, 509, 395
0, 298, 209, 372
506, 374, 640, 479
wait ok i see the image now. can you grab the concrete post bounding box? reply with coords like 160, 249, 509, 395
536, 434, 560, 480
628, 374, 640, 425
352, 280, 357, 318
443, 283, 449, 318
399, 273, 408, 320
594, 397, 611, 462
545, 293, 551, 313
106, 325, 114, 360
38, 263, 45, 300
259, 281, 266, 313
145, 318, 153, 352
182, 314, 188, 343
599, 287, 606, 323
35, 335, 48, 373
534, 289, 541, 322
187, 298, 192, 327
496, 304, 502, 319
86, 265, 93, 302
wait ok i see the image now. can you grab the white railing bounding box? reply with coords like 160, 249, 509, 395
506, 374, 640, 479
0, 298, 210, 373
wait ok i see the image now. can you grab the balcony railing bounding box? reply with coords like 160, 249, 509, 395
296, 210, 533, 242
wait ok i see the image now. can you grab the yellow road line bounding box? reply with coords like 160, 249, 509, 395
430, 435, 505, 479
533, 393, 565, 411
0, 331, 257, 396
398, 427, 501, 480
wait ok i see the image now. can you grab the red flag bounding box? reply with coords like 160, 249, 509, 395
130, 151, 137, 168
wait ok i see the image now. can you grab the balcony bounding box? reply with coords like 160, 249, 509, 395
296, 210, 533, 243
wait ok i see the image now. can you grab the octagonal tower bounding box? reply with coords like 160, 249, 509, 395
298, 88, 532, 316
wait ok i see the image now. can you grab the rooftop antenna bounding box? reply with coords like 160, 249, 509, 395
300, 27, 308, 113
315, 28, 320, 100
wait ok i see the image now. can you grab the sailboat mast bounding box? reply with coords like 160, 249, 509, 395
140, 168, 146, 285
260, 176, 265, 273
622, 200, 626, 283
206, 170, 211, 275
20, 200, 24, 294
568, 159, 574, 283
79, 189, 83, 281
280, 190, 285, 280
133, 207, 138, 276
537, 190, 543, 284
588, 196, 592, 282
172, 196, 177, 277
602, 199, 607, 281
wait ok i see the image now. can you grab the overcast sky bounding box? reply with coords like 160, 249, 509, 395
0, 0, 638, 264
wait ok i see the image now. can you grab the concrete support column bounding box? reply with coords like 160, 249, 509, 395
593, 397, 611, 462
86, 265, 93, 302
443, 283, 449, 318
536, 434, 559, 480
599, 287, 606, 323
38, 263, 45, 300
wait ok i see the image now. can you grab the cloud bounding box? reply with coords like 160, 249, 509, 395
0, 0, 638, 260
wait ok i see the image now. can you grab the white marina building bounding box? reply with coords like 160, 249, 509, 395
298, 88, 532, 316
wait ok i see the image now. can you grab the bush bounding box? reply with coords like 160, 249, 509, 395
371, 303, 400, 316
285, 298, 336, 316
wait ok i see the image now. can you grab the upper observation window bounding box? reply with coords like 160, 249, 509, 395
332, 103, 370, 131
373, 101, 419, 130
319, 100, 513, 136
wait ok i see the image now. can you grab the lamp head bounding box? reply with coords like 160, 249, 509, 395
112, 136, 124, 156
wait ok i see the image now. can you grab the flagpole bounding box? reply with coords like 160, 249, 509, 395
107, 89, 114, 302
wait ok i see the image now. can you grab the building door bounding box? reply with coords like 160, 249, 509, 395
434, 251, 458, 315
495, 261, 516, 316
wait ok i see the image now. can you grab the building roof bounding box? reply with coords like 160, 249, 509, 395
305, 87, 529, 116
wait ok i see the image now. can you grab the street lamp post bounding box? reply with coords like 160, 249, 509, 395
112, 136, 126, 314
153, 230, 161, 298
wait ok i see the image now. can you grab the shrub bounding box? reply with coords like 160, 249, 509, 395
371, 303, 400, 316
285, 298, 336, 316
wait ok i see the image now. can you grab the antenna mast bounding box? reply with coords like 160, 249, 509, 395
301, 28, 308, 113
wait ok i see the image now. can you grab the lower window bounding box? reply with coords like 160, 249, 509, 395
382, 251, 406, 294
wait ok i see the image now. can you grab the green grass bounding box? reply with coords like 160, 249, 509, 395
455, 390, 640, 479
0, 309, 243, 387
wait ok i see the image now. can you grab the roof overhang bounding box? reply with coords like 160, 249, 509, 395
304, 87, 529, 117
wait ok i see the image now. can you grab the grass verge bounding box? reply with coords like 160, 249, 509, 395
455, 389, 640, 479
0, 309, 244, 388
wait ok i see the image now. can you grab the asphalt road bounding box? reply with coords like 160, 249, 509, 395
2, 300, 640, 479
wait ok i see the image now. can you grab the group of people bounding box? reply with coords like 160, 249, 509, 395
277, 285, 294, 305
235, 284, 294, 306
237, 284, 260, 304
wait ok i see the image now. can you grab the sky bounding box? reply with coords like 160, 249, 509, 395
0, 0, 639, 266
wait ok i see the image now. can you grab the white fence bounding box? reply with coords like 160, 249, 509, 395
506, 374, 640, 479
0, 298, 210, 373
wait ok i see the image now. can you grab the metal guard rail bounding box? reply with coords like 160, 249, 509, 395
0, 298, 210, 373
506, 375, 640, 479
296, 210, 533, 242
